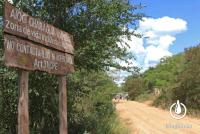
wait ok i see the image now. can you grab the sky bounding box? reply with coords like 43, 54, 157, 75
113, 0, 200, 84
3, 0, 200, 84
133, 0, 200, 52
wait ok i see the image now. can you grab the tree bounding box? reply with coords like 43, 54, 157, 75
6, 0, 143, 72
0, 0, 143, 133
174, 45, 200, 110
122, 75, 145, 100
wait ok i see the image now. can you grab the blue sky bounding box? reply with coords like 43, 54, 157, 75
113, 0, 200, 84
133, 0, 200, 54
126, 0, 200, 70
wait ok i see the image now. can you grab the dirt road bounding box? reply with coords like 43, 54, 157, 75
116, 101, 200, 134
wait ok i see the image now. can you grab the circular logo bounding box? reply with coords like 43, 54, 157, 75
170, 100, 187, 120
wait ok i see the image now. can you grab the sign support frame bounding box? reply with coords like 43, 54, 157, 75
58, 75, 68, 134
18, 70, 29, 134
3, 2, 74, 134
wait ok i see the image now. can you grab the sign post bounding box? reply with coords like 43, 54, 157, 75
3, 2, 75, 134
59, 76, 67, 134
18, 70, 29, 134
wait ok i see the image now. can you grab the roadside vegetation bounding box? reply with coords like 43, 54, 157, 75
0, 0, 142, 133
122, 45, 200, 117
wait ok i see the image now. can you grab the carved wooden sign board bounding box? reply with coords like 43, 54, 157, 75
3, 2, 74, 134
3, 2, 74, 74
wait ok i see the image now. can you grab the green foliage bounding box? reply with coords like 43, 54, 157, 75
122, 75, 146, 100
122, 54, 185, 100
123, 45, 200, 114
153, 85, 177, 108
173, 46, 200, 110
0, 0, 143, 133
67, 71, 122, 134
0, 68, 18, 134
0, 68, 124, 133
29, 73, 59, 133
143, 54, 185, 88
153, 46, 200, 112
9, 0, 143, 72
135, 93, 154, 102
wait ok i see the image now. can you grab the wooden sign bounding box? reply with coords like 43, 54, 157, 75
4, 2, 74, 54
4, 34, 74, 74
3, 2, 73, 134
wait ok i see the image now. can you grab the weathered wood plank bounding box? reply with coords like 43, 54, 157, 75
4, 2, 74, 54
59, 76, 67, 134
4, 34, 74, 74
18, 70, 29, 134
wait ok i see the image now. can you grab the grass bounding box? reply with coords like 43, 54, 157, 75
110, 115, 130, 134
136, 91, 200, 119
135, 92, 157, 103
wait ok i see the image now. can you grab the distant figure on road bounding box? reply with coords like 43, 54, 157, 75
113, 93, 129, 102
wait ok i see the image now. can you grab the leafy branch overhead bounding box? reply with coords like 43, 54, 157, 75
0, 1, 143, 133
6, 0, 144, 72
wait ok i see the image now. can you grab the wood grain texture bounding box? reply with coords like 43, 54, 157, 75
18, 70, 29, 134
4, 34, 74, 74
58, 76, 67, 134
4, 2, 74, 54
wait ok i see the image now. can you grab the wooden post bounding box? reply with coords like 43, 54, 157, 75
18, 70, 29, 134
58, 76, 67, 134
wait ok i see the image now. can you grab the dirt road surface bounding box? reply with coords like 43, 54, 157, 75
116, 101, 200, 134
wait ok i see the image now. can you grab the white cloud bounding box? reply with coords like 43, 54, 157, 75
138, 16, 187, 70
159, 35, 176, 49
129, 36, 145, 54
112, 16, 187, 84
120, 35, 145, 55
145, 45, 172, 64
139, 16, 187, 33
145, 31, 157, 38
